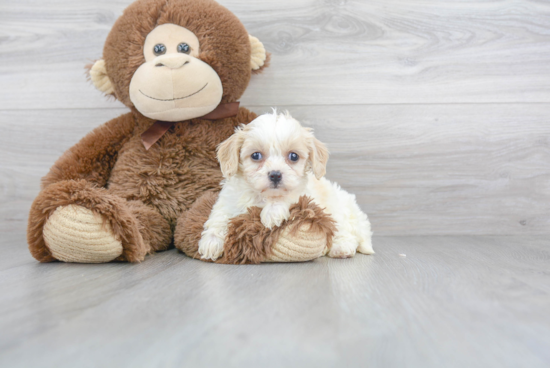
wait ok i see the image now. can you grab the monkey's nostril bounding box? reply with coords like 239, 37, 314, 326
153, 57, 190, 69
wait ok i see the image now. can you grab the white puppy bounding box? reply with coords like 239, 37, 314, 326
198, 111, 374, 261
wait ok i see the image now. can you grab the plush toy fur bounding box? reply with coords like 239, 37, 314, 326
27, 0, 331, 264
175, 193, 336, 264
101, 0, 264, 105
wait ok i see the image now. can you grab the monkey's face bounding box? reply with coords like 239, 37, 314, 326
128, 24, 223, 122
89, 0, 270, 122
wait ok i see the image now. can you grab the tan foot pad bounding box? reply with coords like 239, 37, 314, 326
266, 224, 327, 262
43, 205, 123, 263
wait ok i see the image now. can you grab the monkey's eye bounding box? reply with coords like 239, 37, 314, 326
177, 43, 191, 54
289, 152, 299, 162
251, 152, 263, 161
153, 44, 166, 56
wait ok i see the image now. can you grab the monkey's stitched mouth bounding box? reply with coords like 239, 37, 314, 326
139, 83, 208, 102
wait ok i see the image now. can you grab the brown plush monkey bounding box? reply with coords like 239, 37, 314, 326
27, 0, 333, 264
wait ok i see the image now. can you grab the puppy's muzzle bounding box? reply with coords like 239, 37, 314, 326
268, 170, 282, 187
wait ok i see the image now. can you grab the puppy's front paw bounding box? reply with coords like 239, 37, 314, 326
328, 238, 357, 259
261, 213, 282, 229
198, 233, 225, 261
260, 204, 290, 229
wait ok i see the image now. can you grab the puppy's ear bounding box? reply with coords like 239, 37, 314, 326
308, 137, 329, 179
217, 129, 244, 178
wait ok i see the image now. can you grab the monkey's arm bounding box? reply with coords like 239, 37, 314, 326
41, 112, 136, 189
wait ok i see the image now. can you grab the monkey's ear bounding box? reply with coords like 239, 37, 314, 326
249, 35, 270, 74
89, 59, 115, 95
308, 136, 329, 180
217, 128, 245, 178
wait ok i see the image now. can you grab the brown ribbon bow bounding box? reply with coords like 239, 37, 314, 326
141, 102, 240, 150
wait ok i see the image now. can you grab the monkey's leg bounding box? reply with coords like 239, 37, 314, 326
125, 200, 172, 254
28, 180, 170, 263
174, 192, 218, 260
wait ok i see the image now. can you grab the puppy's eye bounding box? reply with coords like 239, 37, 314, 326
153, 44, 166, 55
177, 43, 191, 54
288, 152, 299, 162
251, 152, 263, 161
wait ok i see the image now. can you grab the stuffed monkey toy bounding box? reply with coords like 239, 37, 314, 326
27, 0, 334, 264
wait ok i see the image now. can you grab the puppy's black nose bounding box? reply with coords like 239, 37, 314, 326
268, 171, 282, 185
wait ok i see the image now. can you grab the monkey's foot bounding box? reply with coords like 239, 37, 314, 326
264, 223, 328, 262
43, 205, 123, 263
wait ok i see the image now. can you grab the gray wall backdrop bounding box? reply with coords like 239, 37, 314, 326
1, 0, 549, 236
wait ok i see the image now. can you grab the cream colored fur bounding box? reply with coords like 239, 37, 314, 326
90, 59, 115, 95
129, 24, 223, 122
198, 111, 374, 261
249, 35, 267, 71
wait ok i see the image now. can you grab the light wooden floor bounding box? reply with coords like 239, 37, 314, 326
1, 0, 550, 366
1, 226, 549, 368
